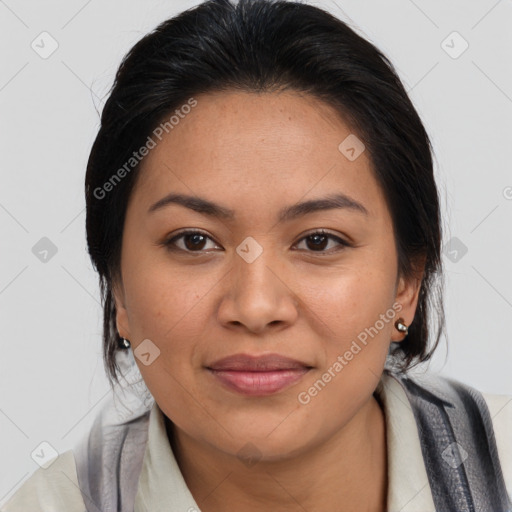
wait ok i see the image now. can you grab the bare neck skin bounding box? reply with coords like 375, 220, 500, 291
167, 393, 387, 512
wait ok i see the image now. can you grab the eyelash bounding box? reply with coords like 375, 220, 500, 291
162, 229, 351, 255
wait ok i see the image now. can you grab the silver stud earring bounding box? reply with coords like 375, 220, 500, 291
119, 337, 131, 349
394, 317, 408, 336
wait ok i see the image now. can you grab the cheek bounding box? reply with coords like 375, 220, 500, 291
292, 268, 395, 423
296, 260, 397, 343
121, 250, 216, 342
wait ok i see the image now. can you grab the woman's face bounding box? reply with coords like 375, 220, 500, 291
114, 90, 422, 461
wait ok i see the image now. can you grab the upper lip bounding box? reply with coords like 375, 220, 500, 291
207, 353, 312, 372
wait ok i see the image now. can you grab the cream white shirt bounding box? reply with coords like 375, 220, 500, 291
2, 372, 511, 512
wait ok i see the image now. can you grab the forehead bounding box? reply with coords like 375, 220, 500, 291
131, 90, 387, 221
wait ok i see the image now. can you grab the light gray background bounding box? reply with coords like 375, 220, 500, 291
1, 0, 511, 504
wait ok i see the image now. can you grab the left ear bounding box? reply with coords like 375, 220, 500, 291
392, 255, 426, 342
112, 276, 132, 342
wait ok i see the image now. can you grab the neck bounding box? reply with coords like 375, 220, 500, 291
167, 394, 388, 512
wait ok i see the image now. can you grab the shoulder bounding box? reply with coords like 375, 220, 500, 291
0, 450, 86, 512
481, 390, 512, 496
392, 369, 512, 499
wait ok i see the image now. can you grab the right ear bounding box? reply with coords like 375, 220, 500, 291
112, 277, 131, 340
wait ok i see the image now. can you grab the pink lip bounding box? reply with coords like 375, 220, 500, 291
206, 353, 312, 396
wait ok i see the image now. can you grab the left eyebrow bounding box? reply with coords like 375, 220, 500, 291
278, 193, 368, 222
147, 192, 368, 222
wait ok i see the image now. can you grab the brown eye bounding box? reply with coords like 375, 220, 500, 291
164, 230, 220, 253
305, 233, 329, 251
294, 230, 350, 254
182, 233, 208, 251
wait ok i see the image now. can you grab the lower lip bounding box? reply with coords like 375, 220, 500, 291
208, 368, 309, 396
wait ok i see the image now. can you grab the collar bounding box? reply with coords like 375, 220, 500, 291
376, 371, 436, 511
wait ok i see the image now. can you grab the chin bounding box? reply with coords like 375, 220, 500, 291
218, 433, 313, 465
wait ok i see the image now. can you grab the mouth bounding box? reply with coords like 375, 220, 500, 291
206, 353, 312, 396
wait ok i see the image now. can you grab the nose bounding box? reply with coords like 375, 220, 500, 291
216, 244, 299, 334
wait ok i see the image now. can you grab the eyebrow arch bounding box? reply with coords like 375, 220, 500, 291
148, 192, 368, 222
